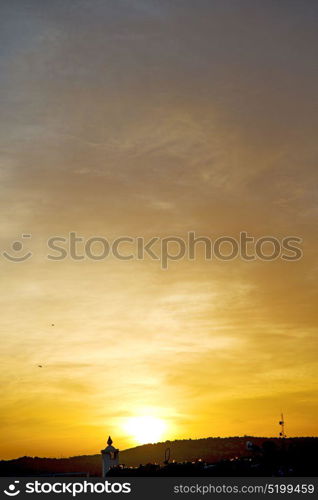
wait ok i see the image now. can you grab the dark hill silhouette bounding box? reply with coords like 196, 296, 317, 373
1, 436, 317, 477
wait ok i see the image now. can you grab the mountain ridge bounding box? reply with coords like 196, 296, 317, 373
1, 436, 317, 476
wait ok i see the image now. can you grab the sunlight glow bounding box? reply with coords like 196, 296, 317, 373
124, 416, 167, 445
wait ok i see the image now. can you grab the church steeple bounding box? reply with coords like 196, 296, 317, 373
101, 435, 119, 477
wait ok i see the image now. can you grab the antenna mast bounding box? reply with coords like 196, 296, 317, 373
279, 413, 286, 438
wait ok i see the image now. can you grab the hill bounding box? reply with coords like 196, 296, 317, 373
1, 436, 317, 476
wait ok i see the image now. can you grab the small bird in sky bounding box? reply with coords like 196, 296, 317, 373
51, 324, 55, 326
38, 365, 43, 368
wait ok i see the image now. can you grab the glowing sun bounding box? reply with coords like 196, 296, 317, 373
124, 416, 166, 445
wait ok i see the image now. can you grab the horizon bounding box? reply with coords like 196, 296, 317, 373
1, 0, 318, 461
3, 434, 318, 462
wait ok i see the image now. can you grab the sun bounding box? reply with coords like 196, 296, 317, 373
124, 416, 167, 445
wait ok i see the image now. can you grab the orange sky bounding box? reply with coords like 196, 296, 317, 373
1, 0, 318, 459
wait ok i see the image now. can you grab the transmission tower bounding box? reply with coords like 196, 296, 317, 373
279, 413, 286, 438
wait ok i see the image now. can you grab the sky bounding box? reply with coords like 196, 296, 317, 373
0, 0, 318, 459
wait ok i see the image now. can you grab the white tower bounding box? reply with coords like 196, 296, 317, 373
101, 436, 119, 477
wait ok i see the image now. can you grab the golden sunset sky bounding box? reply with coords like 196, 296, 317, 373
1, 0, 318, 459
